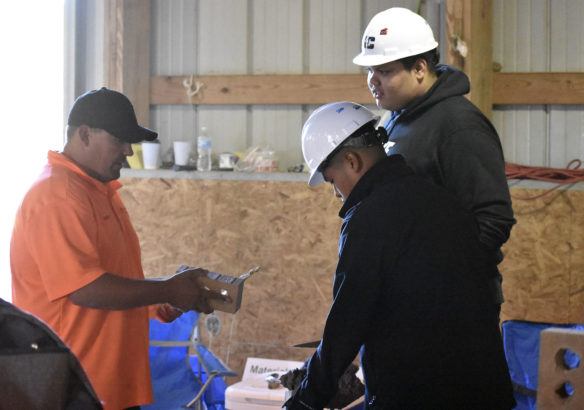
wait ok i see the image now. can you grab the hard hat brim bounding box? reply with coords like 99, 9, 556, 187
308, 168, 325, 187
353, 53, 397, 67
353, 42, 439, 67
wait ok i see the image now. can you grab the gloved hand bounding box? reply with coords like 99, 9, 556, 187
280, 363, 364, 409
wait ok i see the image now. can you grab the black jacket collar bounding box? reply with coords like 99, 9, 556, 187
339, 155, 413, 218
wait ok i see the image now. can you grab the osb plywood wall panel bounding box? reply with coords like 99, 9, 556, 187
119, 177, 343, 383
119, 178, 584, 382
500, 188, 584, 325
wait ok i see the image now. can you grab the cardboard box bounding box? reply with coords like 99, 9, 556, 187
225, 357, 365, 409
225, 358, 304, 410
178, 266, 260, 314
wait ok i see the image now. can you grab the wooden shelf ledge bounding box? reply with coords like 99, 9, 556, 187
150, 72, 584, 106
492, 72, 584, 105
151, 74, 374, 105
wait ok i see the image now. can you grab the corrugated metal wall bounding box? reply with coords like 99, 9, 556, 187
149, 0, 440, 170
492, 0, 584, 168
71, 0, 583, 170
65, 0, 105, 117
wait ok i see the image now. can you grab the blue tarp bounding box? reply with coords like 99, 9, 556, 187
144, 311, 228, 410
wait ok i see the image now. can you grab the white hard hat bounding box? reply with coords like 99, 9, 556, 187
302, 102, 379, 187
353, 7, 438, 67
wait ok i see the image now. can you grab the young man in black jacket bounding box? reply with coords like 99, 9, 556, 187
353, 7, 515, 308
287, 102, 515, 409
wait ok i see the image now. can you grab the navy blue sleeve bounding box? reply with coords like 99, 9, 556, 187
287, 200, 401, 409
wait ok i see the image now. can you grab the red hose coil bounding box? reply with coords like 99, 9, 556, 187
505, 159, 584, 200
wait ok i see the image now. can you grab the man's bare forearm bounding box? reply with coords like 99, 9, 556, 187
68, 273, 173, 310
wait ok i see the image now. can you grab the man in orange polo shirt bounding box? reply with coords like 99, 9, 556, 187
10, 88, 224, 410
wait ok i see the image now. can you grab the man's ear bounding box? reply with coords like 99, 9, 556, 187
413, 58, 428, 81
77, 125, 91, 146
345, 151, 364, 173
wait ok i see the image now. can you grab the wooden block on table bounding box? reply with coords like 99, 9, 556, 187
537, 328, 584, 409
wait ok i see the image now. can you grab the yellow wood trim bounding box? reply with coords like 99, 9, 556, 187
149, 73, 584, 106
151, 74, 374, 105
446, 0, 494, 118
104, 0, 151, 125
492, 72, 584, 105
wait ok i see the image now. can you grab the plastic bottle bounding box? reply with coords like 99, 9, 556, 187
196, 126, 212, 171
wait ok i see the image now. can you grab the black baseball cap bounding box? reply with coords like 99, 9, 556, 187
67, 87, 158, 143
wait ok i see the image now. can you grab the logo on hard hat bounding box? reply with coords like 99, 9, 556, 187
364, 36, 375, 49
380, 28, 387, 35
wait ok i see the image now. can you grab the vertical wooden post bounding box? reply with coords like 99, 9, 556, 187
446, 0, 493, 119
104, 0, 151, 127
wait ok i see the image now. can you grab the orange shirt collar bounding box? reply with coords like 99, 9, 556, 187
47, 151, 123, 195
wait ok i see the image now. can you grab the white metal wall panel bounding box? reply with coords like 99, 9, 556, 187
65, 0, 105, 112
196, 0, 249, 159
86, 0, 105, 89
251, 105, 304, 169
147, 0, 455, 171
251, 0, 303, 74
548, 0, 584, 168
197, 1, 248, 75
151, 0, 250, 161
74, 0, 105, 93
249, 0, 304, 170
492, 0, 549, 166
493, 0, 584, 168
362, 0, 420, 22
151, 0, 200, 157
77, 1, 584, 171
307, 0, 362, 74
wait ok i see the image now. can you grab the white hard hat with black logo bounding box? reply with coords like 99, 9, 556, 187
353, 7, 438, 67
302, 102, 384, 187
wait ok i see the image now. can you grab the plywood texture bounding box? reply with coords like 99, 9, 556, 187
119, 178, 584, 381
119, 177, 342, 382
500, 188, 584, 325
